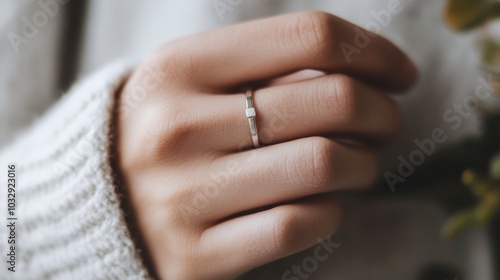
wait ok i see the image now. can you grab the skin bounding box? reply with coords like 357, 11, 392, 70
114, 11, 418, 280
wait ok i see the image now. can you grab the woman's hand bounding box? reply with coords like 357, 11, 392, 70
114, 11, 417, 280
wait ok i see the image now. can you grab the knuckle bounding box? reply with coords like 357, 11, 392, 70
144, 103, 193, 161
292, 137, 334, 191
309, 137, 335, 188
147, 42, 193, 83
158, 182, 212, 228
120, 93, 195, 171
158, 44, 184, 67
161, 188, 196, 223
268, 209, 302, 254
290, 11, 333, 60
321, 76, 358, 125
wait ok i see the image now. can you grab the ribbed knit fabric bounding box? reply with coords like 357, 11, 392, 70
0, 63, 151, 279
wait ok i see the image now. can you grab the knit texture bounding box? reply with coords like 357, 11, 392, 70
0, 63, 151, 279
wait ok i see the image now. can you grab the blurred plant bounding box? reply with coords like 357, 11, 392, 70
445, 0, 500, 78
369, 110, 500, 239
439, 0, 500, 239
441, 156, 500, 238
444, 0, 500, 31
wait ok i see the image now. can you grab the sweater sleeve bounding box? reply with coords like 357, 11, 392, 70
0, 63, 152, 279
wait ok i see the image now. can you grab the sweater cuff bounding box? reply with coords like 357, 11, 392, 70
0, 62, 151, 279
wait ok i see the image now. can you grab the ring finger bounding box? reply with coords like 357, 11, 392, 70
210, 74, 402, 151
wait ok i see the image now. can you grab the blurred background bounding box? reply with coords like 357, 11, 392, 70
1, 0, 499, 279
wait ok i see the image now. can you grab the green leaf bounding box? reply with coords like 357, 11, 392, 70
441, 211, 476, 239
441, 192, 500, 239
462, 169, 491, 197
490, 153, 500, 179
474, 200, 496, 223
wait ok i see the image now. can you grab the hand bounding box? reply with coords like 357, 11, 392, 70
114, 11, 417, 280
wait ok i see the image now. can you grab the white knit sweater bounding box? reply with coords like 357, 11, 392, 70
0, 63, 151, 279
0, 1, 496, 279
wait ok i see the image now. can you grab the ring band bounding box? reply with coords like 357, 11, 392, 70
245, 89, 260, 148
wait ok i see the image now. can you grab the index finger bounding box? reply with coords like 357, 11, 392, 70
160, 11, 417, 91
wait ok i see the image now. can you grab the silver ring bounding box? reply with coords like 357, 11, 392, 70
245, 89, 260, 148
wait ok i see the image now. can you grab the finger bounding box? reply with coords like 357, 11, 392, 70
264, 70, 325, 87
200, 195, 341, 277
217, 74, 402, 150
160, 11, 417, 91
202, 137, 376, 220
